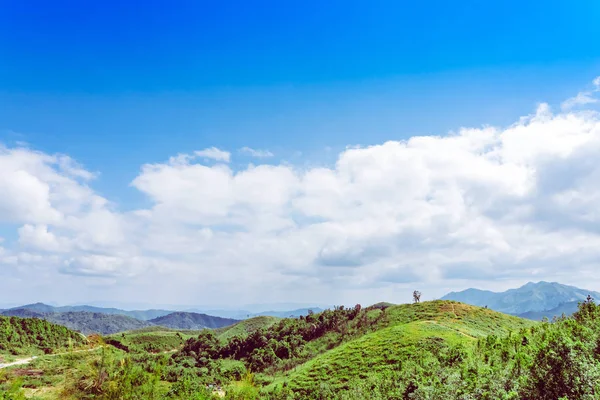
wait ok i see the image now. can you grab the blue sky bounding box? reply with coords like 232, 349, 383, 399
2, 1, 600, 307
2, 0, 600, 206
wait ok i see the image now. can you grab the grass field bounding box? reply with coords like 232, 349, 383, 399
105, 328, 201, 353
1, 301, 544, 399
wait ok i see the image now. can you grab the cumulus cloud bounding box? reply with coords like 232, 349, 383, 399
18, 224, 70, 253
5, 77, 600, 305
194, 147, 231, 162
239, 147, 274, 158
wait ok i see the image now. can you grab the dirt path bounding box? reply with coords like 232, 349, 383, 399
0, 347, 99, 369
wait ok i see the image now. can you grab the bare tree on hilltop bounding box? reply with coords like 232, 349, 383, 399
413, 290, 422, 303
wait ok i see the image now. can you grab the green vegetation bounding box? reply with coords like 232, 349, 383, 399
4, 299, 600, 399
268, 298, 600, 399
105, 329, 200, 353
0, 316, 87, 356
216, 317, 281, 342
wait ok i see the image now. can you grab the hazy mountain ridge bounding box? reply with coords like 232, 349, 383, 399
148, 312, 238, 330
250, 307, 324, 319
441, 281, 600, 316
516, 301, 581, 321
6, 302, 172, 321
6, 302, 322, 321
184, 307, 325, 319
1, 306, 239, 334
0, 309, 154, 335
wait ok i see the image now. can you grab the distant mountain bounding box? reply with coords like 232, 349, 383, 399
1, 308, 235, 334
6, 302, 324, 321
1, 309, 153, 335
1, 308, 46, 318
183, 307, 324, 319
2, 302, 314, 334
47, 312, 154, 335
516, 301, 581, 321
252, 308, 324, 318
6, 302, 172, 321
11, 302, 56, 313
441, 281, 600, 315
148, 312, 238, 330
60, 306, 172, 321
186, 309, 252, 319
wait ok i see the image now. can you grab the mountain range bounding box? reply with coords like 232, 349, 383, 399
0, 302, 173, 321
0, 303, 322, 334
0, 306, 237, 335
441, 281, 600, 319
5, 281, 592, 333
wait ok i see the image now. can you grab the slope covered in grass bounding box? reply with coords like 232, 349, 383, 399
216, 316, 280, 342
105, 329, 200, 353
376, 300, 534, 335
267, 301, 535, 395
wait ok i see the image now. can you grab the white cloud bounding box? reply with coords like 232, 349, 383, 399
561, 76, 600, 110
194, 147, 231, 162
561, 92, 598, 110
62, 255, 135, 277
6, 79, 600, 305
18, 224, 70, 252
239, 147, 274, 158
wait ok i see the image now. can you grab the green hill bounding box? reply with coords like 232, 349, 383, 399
105, 328, 200, 353
216, 316, 280, 342
7, 299, 600, 399
271, 301, 535, 395
517, 300, 580, 320
0, 315, 87, 356
376, 300, 534, 335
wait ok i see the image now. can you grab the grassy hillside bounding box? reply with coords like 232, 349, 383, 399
216, 316, 280, 342
0, 316, 87, 357
6, 299, 600, 399
376, 300, 534, 335
270, 301, 535, 394
105, 328, 200, 353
